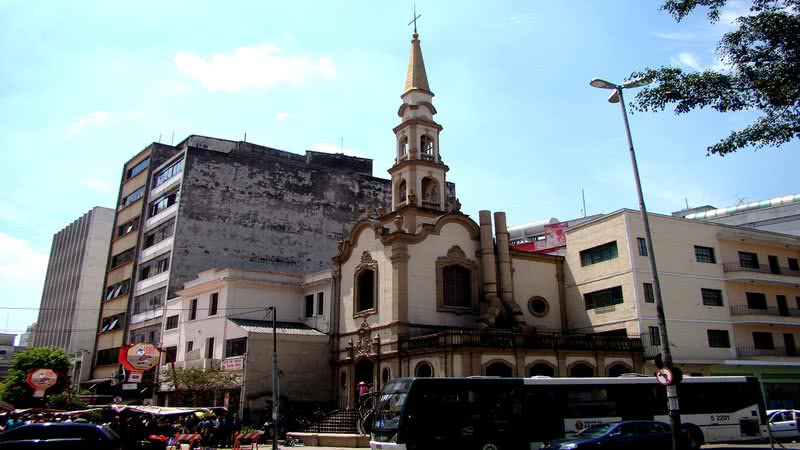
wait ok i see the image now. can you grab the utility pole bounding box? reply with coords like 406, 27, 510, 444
268, 306, 279, 450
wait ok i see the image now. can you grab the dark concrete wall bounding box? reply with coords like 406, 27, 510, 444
168, 141, 391, 298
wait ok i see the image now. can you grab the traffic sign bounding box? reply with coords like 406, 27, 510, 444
655, 367, 674, 386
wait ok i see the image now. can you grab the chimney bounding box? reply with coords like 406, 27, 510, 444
478, 211, 502, 327
494, 211, 526, 326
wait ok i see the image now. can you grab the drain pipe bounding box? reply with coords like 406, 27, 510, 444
478, 211, 503, 327
494, 211, 526, 326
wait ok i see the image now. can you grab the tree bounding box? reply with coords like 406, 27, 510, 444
162, 367, 238, 406
631, 0, 800, 156
0, 347, 72, 408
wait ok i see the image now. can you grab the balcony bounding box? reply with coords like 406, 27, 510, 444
135, 271, 169, 295
398, 327, 643, 354
736, 346, 800, 358
130, 308, 164, 325
723, 262, 800, 286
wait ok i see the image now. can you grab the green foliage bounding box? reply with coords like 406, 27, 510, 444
0, 347, 72, 408
45, 392, 88, 411
631, 0, 800, 155
162, 367, 238, 406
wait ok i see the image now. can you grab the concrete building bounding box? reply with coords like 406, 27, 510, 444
675, 193, 800, 236
31, 207, 114, 382
562, 209, 800, 408
91, 136, 391, 395
19, 323, 35, 348
158, 268, 331, 422
0, 333, 26, 380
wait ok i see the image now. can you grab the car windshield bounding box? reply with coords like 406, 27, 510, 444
373, 392, 407, 431
576, 423, 615, 436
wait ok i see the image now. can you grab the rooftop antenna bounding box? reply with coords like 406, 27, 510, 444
685, 197, 689, 210
581, 189, 587, 218
158, 133, 162, 143
340, 137, 344, 154
244, 132, 247, 143
171, 129, 175, 145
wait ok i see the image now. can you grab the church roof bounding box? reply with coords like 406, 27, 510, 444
404, 33, 432, 95
229, 318, 326, 336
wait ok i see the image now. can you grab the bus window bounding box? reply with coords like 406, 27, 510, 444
566, 388, 617, 418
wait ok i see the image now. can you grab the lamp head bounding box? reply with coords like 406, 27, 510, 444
621, 76, 653, 89
608, 90, 621, 103
590, 78, 618, 89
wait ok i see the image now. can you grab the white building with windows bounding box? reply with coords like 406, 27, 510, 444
157, 268, 332, 421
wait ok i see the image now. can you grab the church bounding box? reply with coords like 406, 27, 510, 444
330, 30, 644, 408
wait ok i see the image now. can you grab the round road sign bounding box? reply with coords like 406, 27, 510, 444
655, 367, 674, 386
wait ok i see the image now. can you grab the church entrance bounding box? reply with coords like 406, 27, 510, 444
354, 358, 375, 401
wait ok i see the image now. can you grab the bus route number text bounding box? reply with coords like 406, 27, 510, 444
710, 414, 730, 422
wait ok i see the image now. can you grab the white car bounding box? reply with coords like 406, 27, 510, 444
768, 409, 800, 439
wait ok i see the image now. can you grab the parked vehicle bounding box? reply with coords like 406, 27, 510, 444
0, 422, 121, 449
768, 409, 800, 439
540, 421, 676, 450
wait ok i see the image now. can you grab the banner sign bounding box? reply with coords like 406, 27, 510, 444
26, 368, 58, 398
221, 357, 244, 371
119, 343, 161, 382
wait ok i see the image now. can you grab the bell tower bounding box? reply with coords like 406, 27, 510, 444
389, 29, 448, 214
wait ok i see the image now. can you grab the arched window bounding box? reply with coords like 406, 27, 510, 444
398, 179, 407, 203
529, 363, 555, 377
443, 265, 471, 307
399, 137, 408, 158
420, 135, 434, 159
356, 269, 375, 312
381, 367, 391, 384
420, 177, 439, 207
607, 363, 632, 377
415, 361, 433, 378
485, 361, 513, 378
570, 363, 594, 378
340, 371, 347, 388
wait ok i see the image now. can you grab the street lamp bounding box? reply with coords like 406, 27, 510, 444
266, 306, 279, 450
590, 77, 683, 450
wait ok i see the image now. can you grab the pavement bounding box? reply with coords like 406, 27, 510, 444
215, 445, 800, 450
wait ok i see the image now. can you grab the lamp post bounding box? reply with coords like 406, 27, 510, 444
266, 306, 279, 450
590, 77, 683, 450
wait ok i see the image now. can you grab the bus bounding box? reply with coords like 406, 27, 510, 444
370, 376, 768, 450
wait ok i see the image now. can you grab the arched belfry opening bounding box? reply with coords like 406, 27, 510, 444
420, 177, 440, 209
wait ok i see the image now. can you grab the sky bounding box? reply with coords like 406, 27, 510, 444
0, 1, 796, 338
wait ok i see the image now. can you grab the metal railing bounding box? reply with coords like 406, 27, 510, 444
730, 305, 800, 317
736, 346, 800, 358
723, 262, 800, 277
398, 326, 643, 354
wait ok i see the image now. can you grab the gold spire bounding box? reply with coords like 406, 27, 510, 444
404, 33, 432, 95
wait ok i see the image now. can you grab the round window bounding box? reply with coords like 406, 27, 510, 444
528, 296, 549, 317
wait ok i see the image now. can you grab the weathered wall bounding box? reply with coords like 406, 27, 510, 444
169, 142, 391, 299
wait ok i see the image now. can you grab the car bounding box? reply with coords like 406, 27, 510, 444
768, 409, 800, 440
541, 421, 680, 450
0, 422, 121, 449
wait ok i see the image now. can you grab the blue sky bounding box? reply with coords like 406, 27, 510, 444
0, 1, 796, 336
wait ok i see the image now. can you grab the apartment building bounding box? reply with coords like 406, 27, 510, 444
0, 333, 26, 380
158, 268, 331, 421
91, 135, 391, 390
676, 193, 800, 236
563, 209, 800, 408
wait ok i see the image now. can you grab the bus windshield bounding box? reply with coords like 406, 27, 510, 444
373, 380, 411, 431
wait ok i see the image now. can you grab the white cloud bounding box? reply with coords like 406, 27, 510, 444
310, 143, 363, 158
66, 110, 145, 136
174, 45, 336, 92
670, 51, 704, 71
0, 233, 48, 285
650, 31, 697, 41
0, 204, 25, 224
81, 178, 114, 192
718, 0, 751, 25
275, 112, 295, 121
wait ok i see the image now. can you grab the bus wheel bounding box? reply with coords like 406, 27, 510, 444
481, 443, 498, 450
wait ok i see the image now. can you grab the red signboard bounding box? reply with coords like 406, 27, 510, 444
119, 343, 161, 382
26, 368, 58, 398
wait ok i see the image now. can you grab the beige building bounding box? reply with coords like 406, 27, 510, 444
563, 209, 800, 408
330, 31, 643, 408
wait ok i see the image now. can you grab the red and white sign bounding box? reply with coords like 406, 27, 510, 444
656, 367, 674, 386
222, 357, 244, 371
119, 343, 161, 382
26, 368, 58, 398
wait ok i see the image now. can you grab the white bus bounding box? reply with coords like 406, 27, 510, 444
371, 376, 768, 450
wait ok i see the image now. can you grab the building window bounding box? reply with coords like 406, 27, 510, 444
415, 361, 433, 377
580, 241, 618, 266
149, 190, 179, 217
753, 332, 774, 350
186, 341, 194, 354
649, 326, 661, 347
789, 258, 799, 272
121, 186, 145, 208
707, 329, 730, 348
317, 292, 324, 316
570, 363, 594, 377
105, 279, 130, 301
95, 347, 120, 366
164, 346, 177, 364
304, 294, 314, 318
128, 325, 160, 344
206, 337, 215, 359
143, 219, 174, 248
356, 269, 375, 312
442, 265, 472, 308
132, 288, 164, 315
529, 363, 555, 377
746, 292, 768, 310
420, 135, 434, 157
110, 248, 134, 268
209, 293, 219, 316
116, 217, 139, 238
126, 158, 150, 179
485, 361, 514, 377
225, 338, 247, 357
643, 283, 654, 303
528, 296, 549, 317
153, 158, 183, 188
694, 246, 716, 264
382, 367, 391, 384
139, 254, 170, 280
165, 315, 179, 330
99, 314, 124, 333
584, 286, 623, 310
637, 238, 648, 256
189, 298, 197, 320
701, 288, 724, 307
398, 137, 408, 157
739, 251, 760, 269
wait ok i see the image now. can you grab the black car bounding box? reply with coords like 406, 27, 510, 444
541, 421, 676, 450
0, 422, 121, 449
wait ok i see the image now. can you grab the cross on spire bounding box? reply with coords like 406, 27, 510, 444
408, 4, 421, 35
